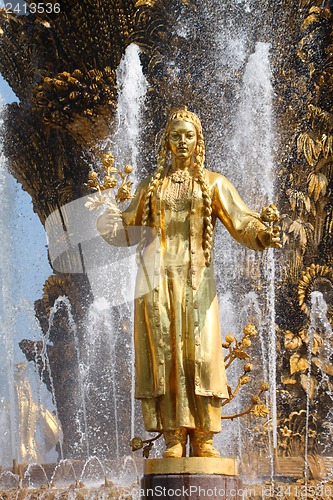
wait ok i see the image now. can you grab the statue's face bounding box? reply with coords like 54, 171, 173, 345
168, 120, 197, 161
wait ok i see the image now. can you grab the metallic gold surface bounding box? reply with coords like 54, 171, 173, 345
297, 263, 333, 320
16, 362, 62, 462
16, 363, 39, 462
144, 457, 238, 476
85, 156, 135, 210
98, 108, 279, 457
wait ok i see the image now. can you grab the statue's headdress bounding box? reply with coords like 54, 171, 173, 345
166, 106, 202, 134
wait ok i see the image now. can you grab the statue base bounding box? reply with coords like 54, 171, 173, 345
141, 458, 243, 499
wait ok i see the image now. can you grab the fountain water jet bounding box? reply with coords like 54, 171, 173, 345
305, 292, 333, 483
212, 40, 278, 477
0, 100, 18, 465
84, 42, 148, 449
113, 43, 148, 168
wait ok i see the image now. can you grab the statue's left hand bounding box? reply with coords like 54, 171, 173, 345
257, 226, 282, 249
257, 204, 282, 249
260, 204, 280, 224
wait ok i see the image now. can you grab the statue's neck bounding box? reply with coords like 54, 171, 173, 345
171, 157, 195, 171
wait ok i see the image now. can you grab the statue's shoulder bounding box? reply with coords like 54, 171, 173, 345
203, 169, 229, 188
135, 174, 153, 193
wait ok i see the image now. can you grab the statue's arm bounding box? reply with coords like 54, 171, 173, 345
96, 179, 147, 246
211, 173, 279, 250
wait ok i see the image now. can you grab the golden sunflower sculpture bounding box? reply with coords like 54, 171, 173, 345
298, 263, 333, 321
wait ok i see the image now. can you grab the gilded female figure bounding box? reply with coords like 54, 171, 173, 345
97, 107, 280, 458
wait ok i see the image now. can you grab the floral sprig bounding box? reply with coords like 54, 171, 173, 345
221, 381, 270, 420
130, 433, 162, 459
221, 324, 270, 420
222, 323, 258, 368
85, 153, 134, 210
260, 204, 280, 225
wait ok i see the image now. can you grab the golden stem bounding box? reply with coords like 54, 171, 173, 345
143, 432, 162, 444
221, 379, 242, 407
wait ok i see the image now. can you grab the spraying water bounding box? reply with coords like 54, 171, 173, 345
236, 47, 277, 457
305, 291, 333, 482
229, 42, 274, 199
0, 100, 17, 466
113, 43, 148, 167
213, 41, 277, 472
84, 43, 148, 452
112, 43, 148, 441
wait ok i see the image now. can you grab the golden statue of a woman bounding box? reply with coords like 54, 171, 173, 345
97, 107, 280, 458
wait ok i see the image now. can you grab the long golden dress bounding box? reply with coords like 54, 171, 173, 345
97, 167, 267, 433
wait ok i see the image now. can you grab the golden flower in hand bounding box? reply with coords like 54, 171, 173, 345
103, 175, 118, 189
260, 382, 270, 391
225, 334, 235, 344
260, 204, 280, 223
130, 437, 143, 451
243, 324, 258, 337
242, 338, 251, 348
88, 179, 98, 188
117, 184, 132, 202
124, 164, 134, 174
88, 170, 98, 180
102, 153, 115, 169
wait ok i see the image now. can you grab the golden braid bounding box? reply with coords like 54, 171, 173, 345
195, 131, 214, 266
136, 132, 168, 264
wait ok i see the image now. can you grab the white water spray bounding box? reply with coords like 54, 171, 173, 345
84, 300, 120, 458
0, 100, 17, 466
218, 42, 277, 472
111, 43, 148, 440
305, 291, 333, 482
84, 43, 148, 451
230, 42, 274, 199
241, 41, 278, 468
113, 43, 148, 167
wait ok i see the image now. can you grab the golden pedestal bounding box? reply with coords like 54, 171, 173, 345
141, 457, 243, 499
144, 457, 238, 476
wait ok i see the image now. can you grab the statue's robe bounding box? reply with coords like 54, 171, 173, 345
97, 168, 267, 432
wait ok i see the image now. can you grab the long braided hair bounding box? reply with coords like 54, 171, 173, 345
137, 107, 214, 267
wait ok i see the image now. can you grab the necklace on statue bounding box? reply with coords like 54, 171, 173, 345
169, 168, 191, 183
164, 167, 193, 211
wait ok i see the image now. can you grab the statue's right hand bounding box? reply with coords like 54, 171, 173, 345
104, 206, 122, 224
97, 207, 122, 235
